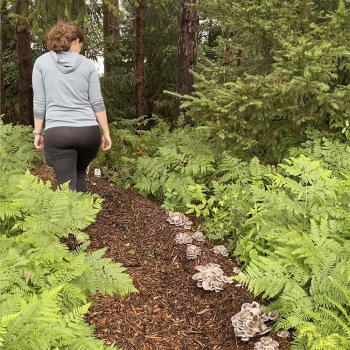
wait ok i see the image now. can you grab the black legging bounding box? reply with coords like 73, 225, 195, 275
44, 126, 101, 192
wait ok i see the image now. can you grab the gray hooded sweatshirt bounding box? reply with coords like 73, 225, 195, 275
32, 50, 105, 130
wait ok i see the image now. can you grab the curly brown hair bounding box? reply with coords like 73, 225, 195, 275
46, 22, 85, 52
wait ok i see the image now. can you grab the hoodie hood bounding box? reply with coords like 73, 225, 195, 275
50, 50, 83, 74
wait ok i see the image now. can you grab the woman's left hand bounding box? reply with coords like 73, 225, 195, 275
34, 135, 44, 150
101, 133, 112, 150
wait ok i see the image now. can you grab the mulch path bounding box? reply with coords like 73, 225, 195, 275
33, 162, 291, 350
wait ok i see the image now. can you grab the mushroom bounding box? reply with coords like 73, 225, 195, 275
254, 336, 279, 350
166, 211, 193, 229
265, 310, 280, 321
276, 330, 290, 338
193, 231, 206, 243
186, 245, 201, 260
192, 263, 233, 292
174, 232, 193, 244
231, 302, 280, 341
212, 245, 229, 257
232, 266, 242, 274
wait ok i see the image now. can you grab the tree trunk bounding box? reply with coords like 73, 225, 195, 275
173, 0, 199, 125
15, 0, 33, 126
103, 2, 111, 74
103, 0, 120, 74
0, 10, 4, 115
134, 0, 146, 118
110, 0, 120, 38
223, 31, 235, 66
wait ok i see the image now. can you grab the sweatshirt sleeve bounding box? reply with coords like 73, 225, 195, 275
32, 59, 46, 119
88, 62, 106, 113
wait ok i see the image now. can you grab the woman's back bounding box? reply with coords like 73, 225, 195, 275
33, 51, 104, 130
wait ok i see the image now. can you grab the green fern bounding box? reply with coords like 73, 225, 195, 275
0, 124, 136, 349
234, 154, 350, 349
0, 121, 43, 174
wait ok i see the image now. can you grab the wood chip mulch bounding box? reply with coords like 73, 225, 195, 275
33, 163, 291, 350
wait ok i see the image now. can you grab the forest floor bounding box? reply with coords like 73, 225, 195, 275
33, 162, 291, 350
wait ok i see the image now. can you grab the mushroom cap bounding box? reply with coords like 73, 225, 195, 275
193, 231, 206, 242
276, 330, 290, 338
222, 276, 233, 283
213, 245, 229, 256
244, 327, 256, 337
194, 265, 206, 272
260, 336, 273, 345
246, 320, 260, 332
211, 280, 224, 288
257, 322, 268, 333
192, 272, 204, 280
254, 342, 264, 350
252, 314, 260, 322
207, 263, 221, 268
202, 279, 212, 290
260, 314, 269, 322
251, 301, 262, 309
232, 266, 242, 274
186, 245, 201, 259
241, 303, 252, 311
251, 307, 262, 315
240, 310, 253, 320
259, 326, 272, 335
266, 310, 280, 320
175, 232, 193, 244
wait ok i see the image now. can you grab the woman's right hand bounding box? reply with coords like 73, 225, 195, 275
34, 135, 44, 150
101, 133, 112, 150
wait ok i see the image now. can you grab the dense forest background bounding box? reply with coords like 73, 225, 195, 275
2, 1, 350, 349
2, 0, 350, 159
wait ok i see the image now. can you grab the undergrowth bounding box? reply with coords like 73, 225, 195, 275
93, 117, 350, 349
0, 121, 137, 349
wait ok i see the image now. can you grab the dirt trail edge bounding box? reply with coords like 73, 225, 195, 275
33, 164, 290, 350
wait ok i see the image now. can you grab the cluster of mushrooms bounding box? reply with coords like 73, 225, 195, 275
254, 336, 280, 350
166, 211, 193, 229
231, 302, 280, 341
166, 210, 286, 347
212, 245, 229, 257
167, 211, 207, 261
192, 263, 233, 292
186, 245, 201, 260
174, 231, 207, 245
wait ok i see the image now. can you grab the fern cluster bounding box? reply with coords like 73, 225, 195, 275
97, 119, 350, 349
1, 123, 137, 349
0, 120, 44, 174
93, 116, 219, 212
92, 118, 277, 241
234, 152, 350, 349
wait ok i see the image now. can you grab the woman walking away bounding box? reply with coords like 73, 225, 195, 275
32, 22, 111, 192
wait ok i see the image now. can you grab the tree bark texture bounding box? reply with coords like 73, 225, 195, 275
134, 0, 146, 118
103, 0, 120, 74
223, 31, 235, 66
173, 0, 199, 125
0, 11, 4, 115
15, 0, 33, 126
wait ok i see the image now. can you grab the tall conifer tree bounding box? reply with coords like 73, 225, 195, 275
15, 0, 33, 126
134, 0, 146, 118
173, 0, 199, 124
103, 0, 120, 74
